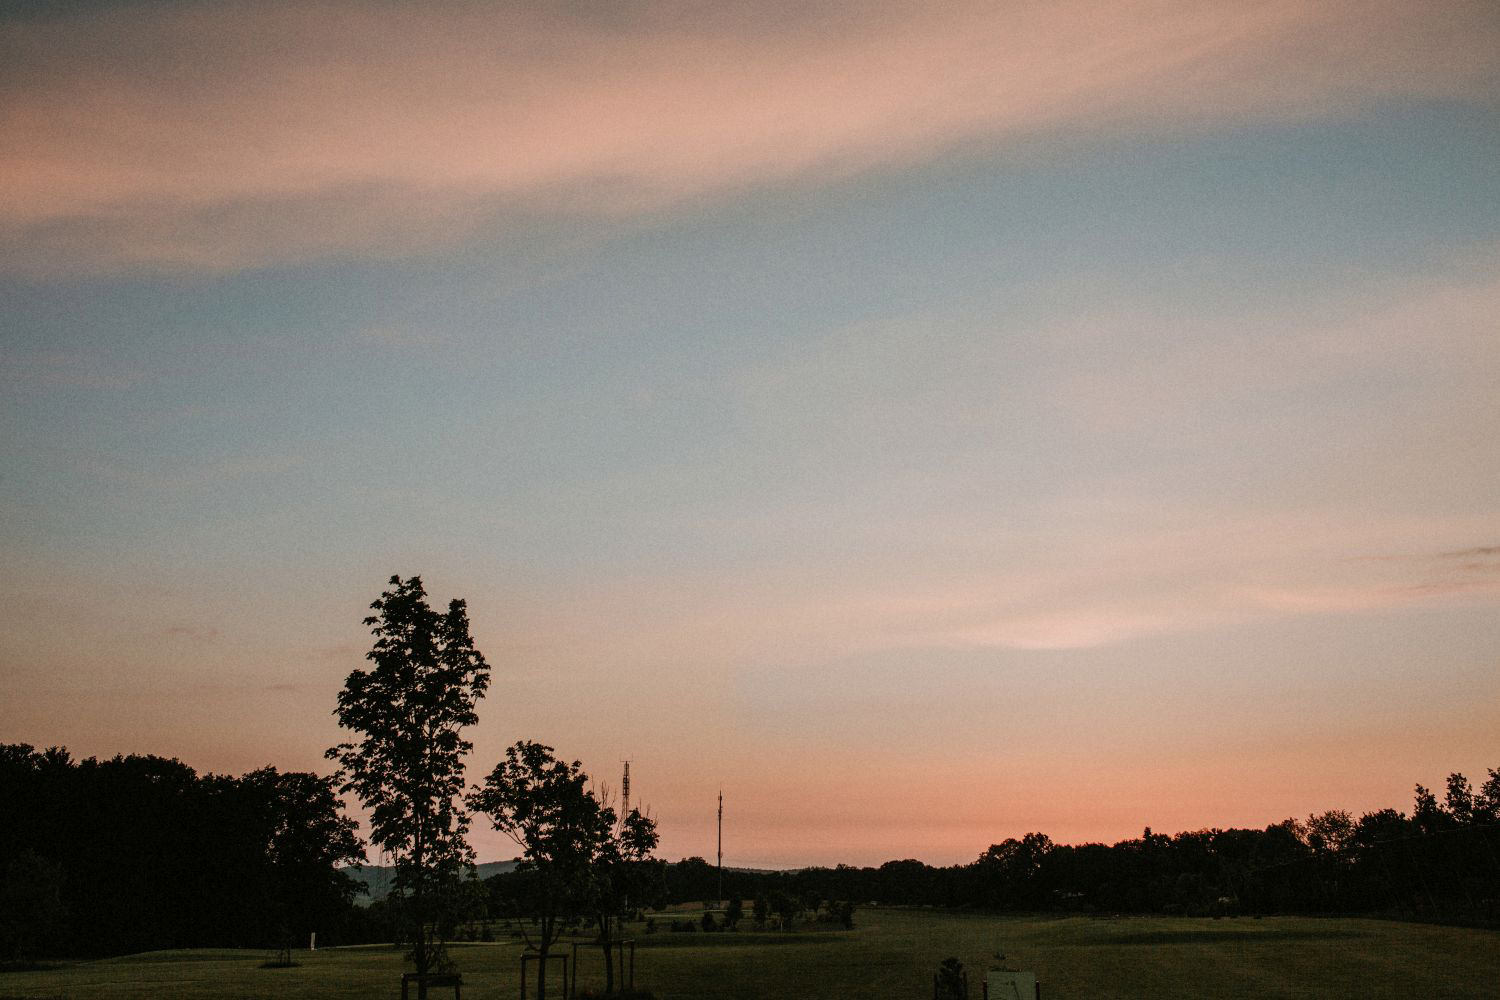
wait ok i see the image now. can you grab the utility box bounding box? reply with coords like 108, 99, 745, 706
985, 970, 1038, 1000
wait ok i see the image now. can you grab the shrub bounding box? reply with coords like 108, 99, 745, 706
935, 957, 967, 1000
752, 894, 769, 926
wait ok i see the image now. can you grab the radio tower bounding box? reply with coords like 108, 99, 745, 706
621, 761, 631, 819
716, 789, 723, 904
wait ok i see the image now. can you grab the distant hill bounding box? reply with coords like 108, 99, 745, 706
347, 860, 519, 904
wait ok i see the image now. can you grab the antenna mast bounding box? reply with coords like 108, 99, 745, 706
717, 789, 723, 904
621, 760, 631, 818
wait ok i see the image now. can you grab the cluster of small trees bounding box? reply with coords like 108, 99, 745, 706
729, 891, 852, 930
467, 742, 658, 996
327, 576, 658, 999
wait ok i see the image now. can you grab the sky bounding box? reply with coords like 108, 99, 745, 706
2, 0, 1498, 868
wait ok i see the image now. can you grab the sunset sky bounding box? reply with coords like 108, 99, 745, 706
3, 1, 1498, 868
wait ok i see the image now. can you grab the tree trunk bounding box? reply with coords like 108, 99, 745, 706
415, 921, 430, 999
601, 924, 614, 995
537, 916, 552, 1000
412, 831, 429, 978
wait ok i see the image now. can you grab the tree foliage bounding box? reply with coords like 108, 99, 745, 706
467, 743, 661, 996
585, 801, 659, 991
468, 742, 608, 999
0, 849, 66, 964
0, 744, 362, 958
326, 575, 490, 979
239, 767, 363, 943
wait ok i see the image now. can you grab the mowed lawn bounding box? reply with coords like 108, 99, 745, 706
4, 909, 1497, 999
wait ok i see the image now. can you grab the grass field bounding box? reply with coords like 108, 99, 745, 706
4, 909, 1497, 999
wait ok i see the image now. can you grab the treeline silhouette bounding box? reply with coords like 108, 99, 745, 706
4, 741, 1497, 960
0, 744, 366, 959
644, 769, 1500, 926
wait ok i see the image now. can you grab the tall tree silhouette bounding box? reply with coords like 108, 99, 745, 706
327, 576, 490, 992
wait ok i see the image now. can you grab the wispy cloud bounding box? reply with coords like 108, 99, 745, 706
262, 682, 321, 695
80, 452, 310, 492
2, 1, 1495, 273
1435, 545, 1500, 560
489, 507, 1500, 669
1052, 264, 1500, 441
575, 264, 1500, 657
0, 349, 151, 391
916, 522, 1500, 652
351, 326, 451, 350
162, 625, 220, 643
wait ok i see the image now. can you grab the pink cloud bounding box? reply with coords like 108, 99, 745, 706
2, 1, 1495, 272
162, 625, 221, 643
469, 504, 1500, 671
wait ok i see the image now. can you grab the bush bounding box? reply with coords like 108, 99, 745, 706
935, 957, 967, 1000
752, 894, 769, 927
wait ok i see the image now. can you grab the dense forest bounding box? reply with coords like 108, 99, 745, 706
3, 741, 1497, 961
0, 744, 367, 958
